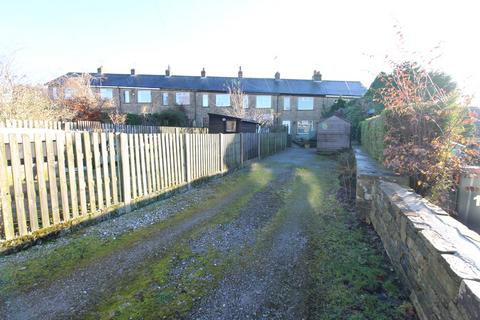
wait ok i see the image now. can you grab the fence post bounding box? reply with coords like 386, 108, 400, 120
257, 133, 261, 159
219, 133, 224, 172
240, 133, 244, 166
120, 133, 131, 211
0, 135, 14, 240
184, 134, 192, 188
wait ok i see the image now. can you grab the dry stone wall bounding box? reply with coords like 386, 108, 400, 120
355, 147, 480, 320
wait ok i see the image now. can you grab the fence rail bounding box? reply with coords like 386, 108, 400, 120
0, 128, 287, 242
0, 119, 208, 134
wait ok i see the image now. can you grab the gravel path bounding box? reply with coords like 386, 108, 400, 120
0, 146, 415, 320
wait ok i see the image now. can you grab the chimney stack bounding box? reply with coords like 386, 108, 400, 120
130, 68, 136, 76
274, 71, 280, 80
201, 67, 206, 78
312, 70, 322, 81
165, 65, 171, 77
238, 66, 243, 78
97, 66, 103, 74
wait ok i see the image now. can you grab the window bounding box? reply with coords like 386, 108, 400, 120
162, 92, 169, 106
256, 95, 271, 108
137, 90, 152, 103
176, 92, 190, 105
283, 97, 290, 110
202, 94, 209, 107
225, 120, 237, 132
52, 87, 58, 99
298, 97, 314, 110
282, 120, 291, 134
215, 94, 230, 107
297, 120, 314, 134
64, 88, 74, 99
123, 90, 130, 103
100, 88, 113, 100
243, 95, 249, 109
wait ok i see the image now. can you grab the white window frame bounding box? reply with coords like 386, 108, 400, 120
283, 97, 290, 110
202, 94, 209, 107
255, 95, 272, 109
123, 90, 130, 103
298, 97, 314, 110
243, 95, 249, 109
297, 120, 314, 134
64, 88, 74, 99
100, 88, 113, 100
176, 92, 190, 105
52, 87, 58, 99
215, 94, 230, 107
162, 92, 169, 106
137, 90, 152, 103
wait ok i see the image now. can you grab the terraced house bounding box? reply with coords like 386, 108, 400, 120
48, 67, 366, 137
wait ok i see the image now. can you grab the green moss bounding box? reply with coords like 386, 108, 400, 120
85, 172, 275, 319
0, 163, 273, 297
299, 158, 411, 320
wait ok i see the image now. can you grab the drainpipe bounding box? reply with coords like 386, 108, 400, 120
193, 90, 198, 127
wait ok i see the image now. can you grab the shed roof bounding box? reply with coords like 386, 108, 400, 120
48, 72, 367, 97
208, 112, 259, 125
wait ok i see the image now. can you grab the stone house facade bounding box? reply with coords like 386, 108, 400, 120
48, 67, 366, 138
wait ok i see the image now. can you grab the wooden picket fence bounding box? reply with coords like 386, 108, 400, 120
0, 129, 287, 242
0, 119, 208, 134
66, 121, 209, 134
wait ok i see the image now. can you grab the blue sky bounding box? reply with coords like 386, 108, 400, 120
1, 0, 479, 102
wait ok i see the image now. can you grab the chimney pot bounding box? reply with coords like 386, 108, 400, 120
165, 65, 171, 77
97, 66, 103, 74
238, 66, 243, 78
130, 68, 135, 76
313, 70, 322, 81
201, 67, 206, 78
275, 71, 280, 80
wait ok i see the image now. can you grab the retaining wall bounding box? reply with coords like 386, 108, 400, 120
355, 147, 480, 320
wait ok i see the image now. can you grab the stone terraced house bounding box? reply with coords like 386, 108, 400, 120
48, 67, 367, 138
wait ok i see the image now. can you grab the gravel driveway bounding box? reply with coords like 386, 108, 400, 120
0, 146, 415, 320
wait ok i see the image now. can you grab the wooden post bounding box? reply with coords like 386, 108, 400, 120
257, 133, 261, 159
184, 134, 192, 187
240, 133, 244, 167
0, 135, 14, 240
219, 133, 224, 172
120, 133, 131, 210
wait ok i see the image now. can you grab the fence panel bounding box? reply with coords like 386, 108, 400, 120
0, 126, 286, 243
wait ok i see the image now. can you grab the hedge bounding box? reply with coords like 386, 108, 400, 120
360, 114, 385, 162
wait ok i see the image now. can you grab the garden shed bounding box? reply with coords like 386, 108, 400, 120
208, 113, 259, 134
316, 115, 351, 153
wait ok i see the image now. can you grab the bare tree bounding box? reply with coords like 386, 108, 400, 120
108, 109, 127, 124
223, 80, 274, 126
54, 73, 114, 121
0, 56, 76, 121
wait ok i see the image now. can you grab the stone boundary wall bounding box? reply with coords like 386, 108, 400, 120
355, 147, 480, 320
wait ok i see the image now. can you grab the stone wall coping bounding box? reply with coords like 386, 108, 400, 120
379, 180, 480, 274
354, 146, 396, 177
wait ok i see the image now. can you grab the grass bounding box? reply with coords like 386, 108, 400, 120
300, 156, 415, 319
0, 163, 273, 297
85, 165, 279, 319
0, 153, 415, 319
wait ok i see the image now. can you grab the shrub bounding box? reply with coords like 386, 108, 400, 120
378, 61, 477, 208
125, 108, 189, 127
360, 114, 385, 162
125, 113, 143, 125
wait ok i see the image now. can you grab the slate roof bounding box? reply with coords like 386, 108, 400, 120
48, 72, 367, 97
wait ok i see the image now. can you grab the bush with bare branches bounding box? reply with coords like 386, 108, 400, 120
0, 57, 75, 121
223, 80, 274, 126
